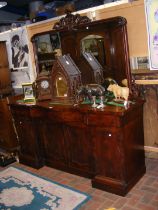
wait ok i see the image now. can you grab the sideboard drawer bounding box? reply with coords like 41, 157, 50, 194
48, 110, 83, 123
86, 113, 121, 127
10, 105, 43, 119
11, 106, 31, 119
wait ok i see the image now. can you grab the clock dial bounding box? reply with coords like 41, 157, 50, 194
41, 80, 49, 89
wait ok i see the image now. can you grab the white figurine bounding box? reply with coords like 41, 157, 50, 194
121, 78, 128, 87
107, 84, 129, 101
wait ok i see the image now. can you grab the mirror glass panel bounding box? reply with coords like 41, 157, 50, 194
34, 33, 62, 73
80, 35, 106, 67
55, 74, 68, 97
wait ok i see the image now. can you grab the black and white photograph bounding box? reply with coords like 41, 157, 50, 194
10, 28, 29, 69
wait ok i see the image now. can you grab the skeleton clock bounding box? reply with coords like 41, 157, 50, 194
36, 67, 52, 101
51, 55, 82, 104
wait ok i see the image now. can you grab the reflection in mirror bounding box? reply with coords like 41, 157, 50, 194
50, 33, 61, 51
34, 33, 62, 73
55, 74, 68, 97
82, 52, 104, 84
36, 34, 53, 53
80, 35, 106, 66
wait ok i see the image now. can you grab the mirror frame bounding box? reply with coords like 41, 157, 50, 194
32, 12, 132, 93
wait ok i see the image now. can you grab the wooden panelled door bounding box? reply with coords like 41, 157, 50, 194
0, 41, 18, 152
0, 41, 12, 96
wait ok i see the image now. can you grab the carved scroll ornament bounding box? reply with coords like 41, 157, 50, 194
53, 11, 91, 30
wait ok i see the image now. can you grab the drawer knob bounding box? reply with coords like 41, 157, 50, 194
20, 121, 22, 124
108, 133, 112, 137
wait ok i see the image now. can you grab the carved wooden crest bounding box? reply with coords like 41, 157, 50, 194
53, 11, 91, 30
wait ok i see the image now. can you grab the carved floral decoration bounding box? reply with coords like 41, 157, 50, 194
53, 11, 91, 30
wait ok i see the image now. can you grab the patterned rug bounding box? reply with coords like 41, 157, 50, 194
0, 167, 91, 210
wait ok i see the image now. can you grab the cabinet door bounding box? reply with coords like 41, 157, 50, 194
14, 118, 43, 168
92, 127, 125, 180
65, 124, 95, 178
0, 41, 12, 95
41, 122, 67, 169
0, 98, 18, 151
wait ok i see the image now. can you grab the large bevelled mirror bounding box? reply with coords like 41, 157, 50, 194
32, 14, 132, 92
57, 14, 131, 89
32, 32, 62, 74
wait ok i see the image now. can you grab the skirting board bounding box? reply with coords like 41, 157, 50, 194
144, 146, 158, 153
144, 146, 158, 159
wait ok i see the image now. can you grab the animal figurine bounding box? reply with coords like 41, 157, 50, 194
75, 84, 105, 103
101, 77, 118, 90
75, 86, 90, 102
107, 84, 129, 101
121, 78, 128, 87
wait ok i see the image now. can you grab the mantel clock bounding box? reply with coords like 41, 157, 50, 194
36, 69, 52, 101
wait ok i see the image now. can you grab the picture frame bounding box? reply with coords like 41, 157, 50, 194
22, 83, 36, 102
10, 28, 29, 70
145, 0, 158, 70
130, 56, 149, 70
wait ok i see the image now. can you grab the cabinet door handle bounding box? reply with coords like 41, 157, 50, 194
19, 121, 22, 125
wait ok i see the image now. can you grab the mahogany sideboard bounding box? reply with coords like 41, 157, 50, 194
9, 99, 146, 196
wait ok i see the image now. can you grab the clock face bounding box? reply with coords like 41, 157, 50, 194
40, 80, 49, 89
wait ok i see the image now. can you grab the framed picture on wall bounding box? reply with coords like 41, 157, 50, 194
10, 28, 29, 70
145, 0, 158, 70
130, 56, 149, 70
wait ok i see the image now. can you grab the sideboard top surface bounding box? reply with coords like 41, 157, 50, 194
9, 97, 144, 117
